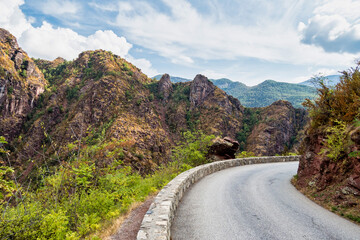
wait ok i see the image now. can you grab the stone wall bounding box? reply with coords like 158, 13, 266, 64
137, 156, 300, 240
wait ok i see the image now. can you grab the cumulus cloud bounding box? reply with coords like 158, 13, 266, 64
113, 0, 357, 68
0, 0, 146, 61
0, 0, 32, 38
19, 22, 132, 60
300, 0, 360, 53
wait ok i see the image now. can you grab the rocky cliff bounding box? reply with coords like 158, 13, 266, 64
295, 65, 360, 223
0, 28, 47, 142
246, 100, 307, 155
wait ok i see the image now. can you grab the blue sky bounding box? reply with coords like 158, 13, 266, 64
1, 0, 359, 85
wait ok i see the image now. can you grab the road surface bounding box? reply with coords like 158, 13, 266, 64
171, 162, 360, 240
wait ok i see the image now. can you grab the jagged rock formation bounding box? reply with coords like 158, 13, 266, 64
165, 74, 244, 140
157, 73, 172, 101
0, 28, 47, 141
246, 100, 307, 155
190, 74, 216, 107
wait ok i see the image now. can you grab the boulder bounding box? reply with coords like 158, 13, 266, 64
207, 137, 239, 161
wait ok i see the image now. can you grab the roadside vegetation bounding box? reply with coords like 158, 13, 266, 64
296, 61, 360, 225
0, 130, 214, 239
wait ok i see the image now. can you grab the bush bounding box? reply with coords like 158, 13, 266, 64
171, 130, 215, 166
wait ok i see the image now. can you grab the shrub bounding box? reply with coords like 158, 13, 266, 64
171, 130, 215, 166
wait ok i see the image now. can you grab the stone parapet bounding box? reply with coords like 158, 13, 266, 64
137, 156, 300, 240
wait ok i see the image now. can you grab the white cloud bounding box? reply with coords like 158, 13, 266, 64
125, 56, 158, 77
0, 0, 158, 78
314, 0, 360, 21
113, 0, 357, 68
300, 0, 360, 53
40, 0, 80, 16
0, 0, 32, 38
19, 22, 132, 60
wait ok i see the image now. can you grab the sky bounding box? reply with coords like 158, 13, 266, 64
0, 0, 359, 86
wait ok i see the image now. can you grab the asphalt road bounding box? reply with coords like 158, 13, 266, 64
171, 162, 360, 240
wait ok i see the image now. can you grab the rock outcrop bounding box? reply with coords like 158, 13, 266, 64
0, 28, 47, 141
189, 74, 215, 107
207, 137, 239, 161
158, 74, 173, 101
246, 100, 307, 155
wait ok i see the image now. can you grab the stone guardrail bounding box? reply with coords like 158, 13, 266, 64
136, 155, 300, 240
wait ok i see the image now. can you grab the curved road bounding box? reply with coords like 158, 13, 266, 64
171, 162, 360, 240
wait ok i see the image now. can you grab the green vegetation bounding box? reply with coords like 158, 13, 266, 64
235, 151, 256, 158
236, 108, 261, 151
0, 66, 6, 77
171, 130, 215, 167
0, 129, 216, 239
7, 86, 13, 95
303, 62, 360, 161
66, 86, 80, 102
172, 84, 190, 103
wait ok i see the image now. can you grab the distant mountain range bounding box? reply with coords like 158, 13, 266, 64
299, 75, 341, 87
154, 74, 342, 108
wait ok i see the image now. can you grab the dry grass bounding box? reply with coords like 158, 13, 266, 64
87, 193, 157, 240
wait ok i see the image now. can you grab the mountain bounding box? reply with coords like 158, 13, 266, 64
212, 79, 316, 108
0, 28, 308, 180
154, 75, 317, 108
299, 75, 341, 87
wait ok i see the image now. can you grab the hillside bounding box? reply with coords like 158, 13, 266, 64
295, 63, 360, 224
154, 75, 317, 108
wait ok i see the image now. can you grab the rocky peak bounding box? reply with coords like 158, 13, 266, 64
158, 74, 173, 101
190, 74, 215, 107
0, 28, 19, 50
0, 28, 47, 141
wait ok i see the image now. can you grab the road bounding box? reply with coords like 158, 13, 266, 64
171, 162, 360, 240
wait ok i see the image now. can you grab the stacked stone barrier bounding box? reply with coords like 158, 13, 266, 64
136, 155, 300, 240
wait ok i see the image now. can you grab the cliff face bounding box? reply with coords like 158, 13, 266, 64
165, 74, 244, 140
0, 28, 47, 141
246, 100, 307, 155
295, 65, 360, 222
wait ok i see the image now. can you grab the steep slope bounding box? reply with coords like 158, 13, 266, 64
10, 50, 174, 175
0, 28, 47, 142
296, 64, 360, 223
246, 100, 307, 155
